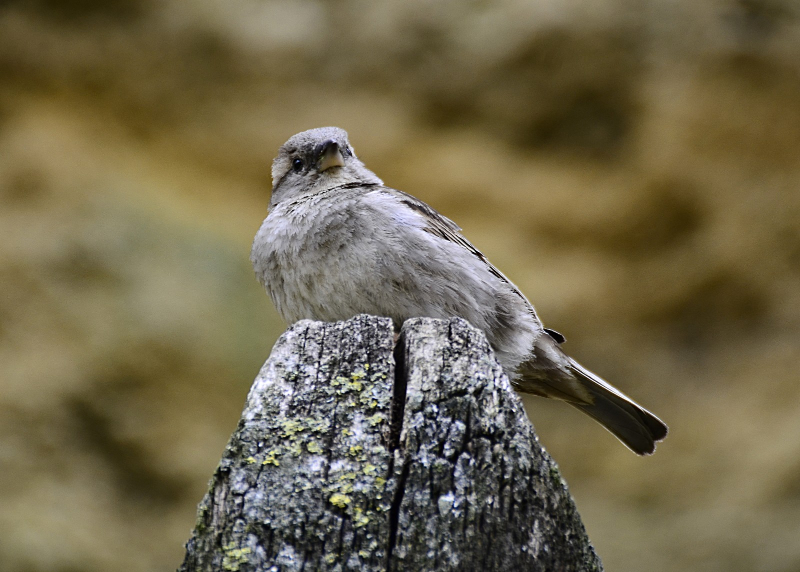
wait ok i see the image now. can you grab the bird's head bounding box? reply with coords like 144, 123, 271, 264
269, 127, 382, 207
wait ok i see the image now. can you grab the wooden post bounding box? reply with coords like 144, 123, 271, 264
179, 315, 602, 572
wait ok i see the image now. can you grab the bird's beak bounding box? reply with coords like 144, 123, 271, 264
317, 139, 345, 172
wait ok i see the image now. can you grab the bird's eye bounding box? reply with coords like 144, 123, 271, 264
292, 158, 304, 173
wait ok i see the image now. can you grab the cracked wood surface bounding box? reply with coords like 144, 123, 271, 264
179, 315, 602, 572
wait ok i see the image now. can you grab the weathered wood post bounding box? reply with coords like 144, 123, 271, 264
179, 315, 602, 572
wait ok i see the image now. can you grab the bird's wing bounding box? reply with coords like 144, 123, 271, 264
371, 187, 539, 322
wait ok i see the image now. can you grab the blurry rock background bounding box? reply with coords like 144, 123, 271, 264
0, 0, 798, 570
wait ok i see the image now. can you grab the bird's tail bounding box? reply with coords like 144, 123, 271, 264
567, 359, 668, 455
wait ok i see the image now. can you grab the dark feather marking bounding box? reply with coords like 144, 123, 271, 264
390, 189, 539, 321
544, 328, 566, 344
284, 182, 380, 211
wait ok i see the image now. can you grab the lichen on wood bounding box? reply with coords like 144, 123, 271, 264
179, 314, 602, 572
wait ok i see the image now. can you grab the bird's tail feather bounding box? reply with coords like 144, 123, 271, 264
568, 359, 668, 455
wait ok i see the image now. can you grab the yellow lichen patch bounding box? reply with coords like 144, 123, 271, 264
245, 456, 257, 465
332, 375, 366, 395
306, 441, 323, 454
362, 463, 377, 476
367, 413, 384, 426
306, 417, 330, 433
281, 419, 304, 437
329, 493, 351, 508
221, 543, 252, 571
375, 477, 387, 489
354, 507, 371, 528
262, 449, 281, 466
348, 445, 363, 457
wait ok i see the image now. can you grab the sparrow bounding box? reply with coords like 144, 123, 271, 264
251, 127, 668, 455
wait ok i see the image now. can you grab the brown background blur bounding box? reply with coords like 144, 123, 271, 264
1, 1, 799, 570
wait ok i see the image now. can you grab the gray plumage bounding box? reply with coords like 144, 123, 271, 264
251, 127, 668, 455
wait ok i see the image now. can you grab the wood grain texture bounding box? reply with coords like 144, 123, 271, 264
179, 315, 602, 572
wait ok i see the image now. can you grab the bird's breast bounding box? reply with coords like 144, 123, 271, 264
252, 198, 379, 324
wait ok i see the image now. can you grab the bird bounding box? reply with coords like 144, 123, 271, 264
251, 126, 668, 455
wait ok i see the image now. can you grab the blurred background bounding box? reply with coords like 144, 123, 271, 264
0, 0, 799, 570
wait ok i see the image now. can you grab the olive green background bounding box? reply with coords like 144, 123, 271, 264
1, 1, 799, 570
